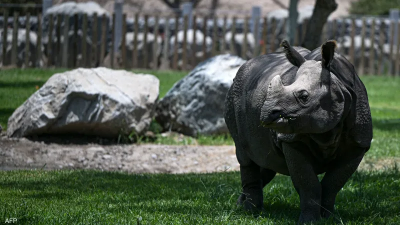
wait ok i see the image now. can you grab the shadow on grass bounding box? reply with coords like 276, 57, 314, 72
1, 169, 399, 223
372, 118, 400, 132
0, 81, 46, 89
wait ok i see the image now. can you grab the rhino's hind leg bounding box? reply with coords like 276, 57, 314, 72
237, 160, 264, 211
320, 153, 364, 219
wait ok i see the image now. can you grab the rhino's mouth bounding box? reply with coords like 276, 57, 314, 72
261, 116, 296, 127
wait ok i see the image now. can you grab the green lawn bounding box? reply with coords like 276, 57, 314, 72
0, 169, 399, 224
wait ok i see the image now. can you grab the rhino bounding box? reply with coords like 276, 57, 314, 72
224, 40, 373, 224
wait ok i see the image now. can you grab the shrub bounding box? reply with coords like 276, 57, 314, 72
349, 0, 400, 16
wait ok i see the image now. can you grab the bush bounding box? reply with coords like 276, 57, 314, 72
349, 0, 400, 16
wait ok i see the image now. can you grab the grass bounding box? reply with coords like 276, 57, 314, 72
0, 168, 399, 224
0, 69, 399, 150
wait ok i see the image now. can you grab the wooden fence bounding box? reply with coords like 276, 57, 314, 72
1, 11, 400, 76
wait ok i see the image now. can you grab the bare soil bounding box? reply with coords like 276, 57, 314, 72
0, 135, 398, 174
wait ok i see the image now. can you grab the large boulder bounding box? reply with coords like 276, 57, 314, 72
155, 54, 246, 136
7, 68, 159, 138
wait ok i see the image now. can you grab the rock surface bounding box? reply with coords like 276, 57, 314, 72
45, 1, 109, 16
7, 68, 159, 138
156, 54, 246, 136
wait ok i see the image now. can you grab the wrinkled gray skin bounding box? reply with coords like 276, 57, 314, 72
224, 40, 372, 224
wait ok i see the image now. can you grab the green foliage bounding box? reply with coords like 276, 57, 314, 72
1, 0, 42, 16
349, 0, 400, 16
0, 168, 399, 224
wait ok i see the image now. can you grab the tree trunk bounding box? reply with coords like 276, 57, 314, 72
208, 0, 219, 18
301, 0, 337, 50
286, 0, 299, 45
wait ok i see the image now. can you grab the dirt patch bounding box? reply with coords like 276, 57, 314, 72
0, 136, 239, 174
1, 135, 398, 174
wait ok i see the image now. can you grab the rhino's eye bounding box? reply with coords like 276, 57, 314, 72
297, 90, 309, 103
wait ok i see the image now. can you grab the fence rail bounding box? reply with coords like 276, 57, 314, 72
1, 10, 400, 76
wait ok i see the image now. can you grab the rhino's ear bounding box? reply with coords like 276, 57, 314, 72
280, 40, 305, 67
321, 40, 337, 69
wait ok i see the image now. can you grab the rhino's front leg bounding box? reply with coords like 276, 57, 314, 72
237, 161, 263, 211
282, 142, 321, 224
320, 152, 365, 218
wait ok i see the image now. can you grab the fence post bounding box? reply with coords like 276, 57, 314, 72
143, 15, 149, 69
389, 9, 399, 75
182, 2, 193, 29
221, 16, 227, 54
202, 16, 208, 61
369, 19, 376, 75
160, 16, 170, 70
133, 13, 139, 68
56, 14, 62, 67
11, 12, 19, 67
36, 14, 42, 68
230, 17, 236, 55
2, 9, 8, 66
173, 15, 179, 70
62, 14, 69, 68
121, 13, 127, 69
211, 16, 217, 56
100, 14, 107, 67
251, 6, 261, 51
191, 15, 197, 67
42, 0, 53, 15
286, 0, 298, 45
72, 14, 78, 68
152, 15, 159, 70
359, 18, 366, 76
242, 17, 248, 59
378, 21, 385, 75
111, 13, 116, 68
183, 15, 188, 69
25, 13, 31, 68
82, 13, 88, 67
92, 13, 98, 67
114, 0, 123, 53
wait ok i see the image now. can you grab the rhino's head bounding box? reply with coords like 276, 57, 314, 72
260, 40, 346, 134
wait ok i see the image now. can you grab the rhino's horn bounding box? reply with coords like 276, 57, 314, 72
280, 40, 306, 67
321, 40, 337, 69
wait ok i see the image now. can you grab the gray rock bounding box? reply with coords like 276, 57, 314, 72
45, 1, 109, 17
7, 67, 159, 138
156, 54, 246, 136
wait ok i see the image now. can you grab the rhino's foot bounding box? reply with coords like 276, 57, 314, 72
237, 188, 263, 211
298, 213, 321, 225
320, 203, 335, 219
